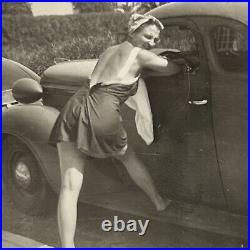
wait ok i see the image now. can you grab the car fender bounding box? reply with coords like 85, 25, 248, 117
2, 57, 40, 91
3, 104, 61, 193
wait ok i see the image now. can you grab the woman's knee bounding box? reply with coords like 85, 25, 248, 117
61, 168, 83, 193
115, 147, 135, 162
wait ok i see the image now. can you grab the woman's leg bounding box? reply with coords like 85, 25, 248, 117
57, 142, 85, 248
115, 147, 171, 211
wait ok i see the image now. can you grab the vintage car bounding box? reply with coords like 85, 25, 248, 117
2, 1, 247, 227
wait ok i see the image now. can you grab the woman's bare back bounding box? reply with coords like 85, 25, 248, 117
89, 42, 141, 86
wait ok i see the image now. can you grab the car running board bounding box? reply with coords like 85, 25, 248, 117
81, 190, 247, 240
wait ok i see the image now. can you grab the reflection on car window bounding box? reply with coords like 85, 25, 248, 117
211, 26, 247, 71
158, 25, 198, 54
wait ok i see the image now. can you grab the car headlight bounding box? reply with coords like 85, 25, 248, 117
12, 78, 43, 104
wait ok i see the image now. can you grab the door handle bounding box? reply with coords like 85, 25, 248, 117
188, 99, 208, 105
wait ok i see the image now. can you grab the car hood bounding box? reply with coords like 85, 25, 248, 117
40, 59, 98, 88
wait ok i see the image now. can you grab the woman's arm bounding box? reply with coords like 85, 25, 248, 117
138, 49, 168, 72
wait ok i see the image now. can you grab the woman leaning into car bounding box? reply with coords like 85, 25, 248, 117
50, 14, 173, 248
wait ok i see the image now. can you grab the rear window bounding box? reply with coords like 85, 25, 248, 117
211, 25, 247, 71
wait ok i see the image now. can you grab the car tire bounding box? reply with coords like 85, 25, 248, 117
3, 136, 51, 216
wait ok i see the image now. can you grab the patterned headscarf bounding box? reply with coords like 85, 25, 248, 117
128, 14, 164, 34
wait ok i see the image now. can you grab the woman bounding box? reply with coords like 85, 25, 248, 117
51, 14, 172, 248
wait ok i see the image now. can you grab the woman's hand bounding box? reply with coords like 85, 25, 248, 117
170, 57, 193, 73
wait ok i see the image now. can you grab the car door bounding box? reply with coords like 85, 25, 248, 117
203, 17, 247, 214
121, 18, 227, 209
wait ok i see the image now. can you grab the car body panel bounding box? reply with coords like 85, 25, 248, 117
3, 105, 61, 191
211, 72, 247, 213
182, 15, 248, 213
147, 3, 247, 213
199, 17, 248, 213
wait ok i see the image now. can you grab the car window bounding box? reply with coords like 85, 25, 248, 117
211, 25, 247, 71
158, 25, 198, 55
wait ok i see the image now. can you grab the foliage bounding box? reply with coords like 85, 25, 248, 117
3, 12, 129, 47
2, 2, 32, 16
72, 2, 118, 13
133, 2, 169, 14
3, 13, 129, 75
3, 35, 118, 75
117, 3, 135, 13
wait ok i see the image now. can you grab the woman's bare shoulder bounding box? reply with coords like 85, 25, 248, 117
100, 44, 120, 57
107, 44, 119, 51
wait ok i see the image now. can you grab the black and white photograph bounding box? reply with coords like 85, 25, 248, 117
2, 2, 248, 248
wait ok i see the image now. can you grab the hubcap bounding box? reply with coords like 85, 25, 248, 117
14, 161, 31, 189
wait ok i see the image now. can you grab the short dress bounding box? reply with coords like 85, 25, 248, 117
50, 47, 141, 158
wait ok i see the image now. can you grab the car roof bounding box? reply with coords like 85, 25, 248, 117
148, 2, 248, 25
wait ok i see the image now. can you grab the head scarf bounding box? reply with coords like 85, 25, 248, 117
128, 14, 164, 34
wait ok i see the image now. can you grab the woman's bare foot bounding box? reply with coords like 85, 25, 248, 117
155, 198, 172, 211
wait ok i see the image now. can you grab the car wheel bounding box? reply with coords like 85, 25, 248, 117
3, 136, 51, 215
